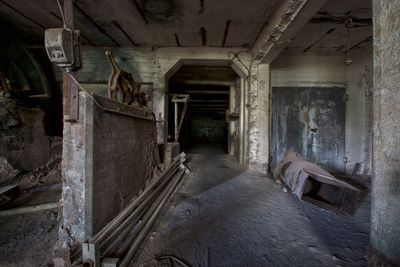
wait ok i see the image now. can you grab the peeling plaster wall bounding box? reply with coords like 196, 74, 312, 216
370, 0, 400, 263
345, 50, 373, 176
270, 52, 372, 175
248, 64, 270, 174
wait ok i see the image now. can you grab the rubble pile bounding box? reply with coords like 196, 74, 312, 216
0, 95, 62, 266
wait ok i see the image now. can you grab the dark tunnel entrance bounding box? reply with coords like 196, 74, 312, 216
167, 65, 239, 155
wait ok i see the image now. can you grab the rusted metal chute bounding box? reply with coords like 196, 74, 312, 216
274, 150, 360, 216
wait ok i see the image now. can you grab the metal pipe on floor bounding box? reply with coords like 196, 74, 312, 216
114, 169, 182, 257
91, 159, 181, 244
100, 166, 180, 254
119, 170, 185, 267
102, 204, 148, 257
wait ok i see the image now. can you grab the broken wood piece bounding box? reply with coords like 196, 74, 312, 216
0, 202, 59, 216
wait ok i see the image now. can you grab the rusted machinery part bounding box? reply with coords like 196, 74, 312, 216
105, 49, 150, 107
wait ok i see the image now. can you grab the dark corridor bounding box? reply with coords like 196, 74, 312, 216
168, 84, 229, 154
168, 64, 238, 155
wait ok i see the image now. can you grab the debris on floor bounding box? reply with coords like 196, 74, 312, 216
0, 97, 54, 171
0, 96, 63, 266
0, 152, 62, 266
273, 150, 360, 216
0, 156, 22, 187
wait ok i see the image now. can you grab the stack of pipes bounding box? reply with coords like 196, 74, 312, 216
73, 153, 187, 267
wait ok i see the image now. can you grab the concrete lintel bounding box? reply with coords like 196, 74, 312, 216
170, 79, 236, 86
251, 0, 327, 64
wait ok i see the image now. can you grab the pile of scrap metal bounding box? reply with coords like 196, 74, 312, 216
68, 153, 188, 267
273, 150, 359, 216
106, 50, 150, 109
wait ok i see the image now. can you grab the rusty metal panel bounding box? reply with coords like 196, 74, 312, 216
271, 87, 346, 173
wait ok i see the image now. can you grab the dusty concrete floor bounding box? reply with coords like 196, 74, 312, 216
134, 148, 370, 266
0, 210, 59, 267
0, 156, 61, 267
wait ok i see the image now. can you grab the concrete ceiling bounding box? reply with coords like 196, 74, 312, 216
286, 0, 372, 53
0, 0, 278, 47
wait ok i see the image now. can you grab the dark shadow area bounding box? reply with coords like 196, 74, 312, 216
332, 174, 370, 215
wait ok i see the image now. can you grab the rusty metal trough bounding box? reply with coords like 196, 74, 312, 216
273, 150, 359, 216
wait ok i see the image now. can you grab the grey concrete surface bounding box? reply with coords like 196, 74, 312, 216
134, 153, 370, 266
371, 0, 400, 264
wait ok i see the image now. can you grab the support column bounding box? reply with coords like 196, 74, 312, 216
248, 64, 270, 174
229, 85, 236, 156
370, 0, 400, 264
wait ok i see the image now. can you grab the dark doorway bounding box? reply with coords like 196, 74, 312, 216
168, 65, 238, 155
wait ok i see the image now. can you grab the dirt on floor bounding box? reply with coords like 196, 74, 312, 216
0, 210, 59, 267
133, 151, 370, 267
0, 96, 62, 267
0, 147, 62, 267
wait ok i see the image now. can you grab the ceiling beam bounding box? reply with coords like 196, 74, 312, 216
184, 91, 229, 95
252, 0, 327, 64
171, 80, 235, 86
189, 99, 229, 103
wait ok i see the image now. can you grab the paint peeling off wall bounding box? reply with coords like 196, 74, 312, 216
248, 64, 269, 174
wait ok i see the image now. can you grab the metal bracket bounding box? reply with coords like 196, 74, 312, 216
82, 243, 100, 267
171, 94, 189, 142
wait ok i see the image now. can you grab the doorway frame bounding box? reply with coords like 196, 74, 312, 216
164, 59, 249, 166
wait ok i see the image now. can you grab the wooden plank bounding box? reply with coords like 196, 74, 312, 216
0, 202, 59, 216
62, 0, 79, 122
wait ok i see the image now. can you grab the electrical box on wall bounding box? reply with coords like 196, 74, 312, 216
45, 28, 81, 72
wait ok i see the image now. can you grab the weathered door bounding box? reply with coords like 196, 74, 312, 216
271, 87, 346, 173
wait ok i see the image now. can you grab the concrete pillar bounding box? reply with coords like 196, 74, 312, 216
370, 0, 400, 264
229, 85, 236, 156
248, 64, 270, 174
